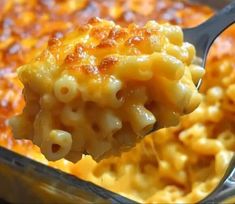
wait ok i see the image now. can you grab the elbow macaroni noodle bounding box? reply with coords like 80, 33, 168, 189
1, 0, 235, 203
10, 18, 204, 162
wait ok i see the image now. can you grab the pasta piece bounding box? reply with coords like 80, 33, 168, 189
127, 104, 156, 136
98, 110, 122, 137
218, 131, 235, 150
41, 130, 72, 161
60, 105, 84, 127
159, 24, 183, 45
189, 64, 205, 85
162, 143, 188, 171
191, 138, 224, 155
215, 150, 233, 176
206, 86, 224, 104
226, 84, 235, 103
151, 53, 185, 80
54, 75, 79, 103
9, 115, 33, 140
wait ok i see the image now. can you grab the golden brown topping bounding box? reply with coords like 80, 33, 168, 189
129, 26, 151, 37
88, 17, 103, 25
108, 27, 129, 40
99, 56, 119, 72
66, 64, 99, 76
75, 44, 84, 53
80, 65, 99, 75
125, 36, 144, 46
48, 38, 62, 48
65, 53, 80, 64
90, 27, 111, 40
77, 24, 91, 33
97, 39, 117, 48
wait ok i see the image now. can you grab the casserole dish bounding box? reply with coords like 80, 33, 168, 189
0, 0, 234, 203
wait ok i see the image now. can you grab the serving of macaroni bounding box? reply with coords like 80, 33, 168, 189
10, 18, 203, 162
0, 0, 235, 203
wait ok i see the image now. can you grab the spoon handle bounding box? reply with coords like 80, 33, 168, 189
184, 1, 235, 61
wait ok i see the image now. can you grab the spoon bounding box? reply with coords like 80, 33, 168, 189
183, 2, 235, 203
183, 1, 235, 88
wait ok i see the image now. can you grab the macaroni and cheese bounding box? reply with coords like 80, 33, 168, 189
0, 0, 235, 203
10, 18, 203, 162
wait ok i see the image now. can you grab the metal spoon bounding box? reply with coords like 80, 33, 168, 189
183, 1, 235, 88
183, 2, 235, 203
